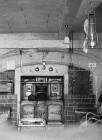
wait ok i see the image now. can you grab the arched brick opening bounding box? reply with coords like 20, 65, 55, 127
68, 65, 93, 95
64, 65, 96, 125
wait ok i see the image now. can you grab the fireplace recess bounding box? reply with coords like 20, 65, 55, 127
19, 76, 64, 126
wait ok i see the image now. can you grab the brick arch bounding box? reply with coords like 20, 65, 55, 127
68, 65, 93, 95
64, 64, 96, 125
71, 51, 102, 69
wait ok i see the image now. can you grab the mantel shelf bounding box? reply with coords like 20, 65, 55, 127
21, 82, 63, 84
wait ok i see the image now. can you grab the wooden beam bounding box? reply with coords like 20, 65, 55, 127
0, 33, 101, 49
0, 33, 59, 40
0, 39, 67, 49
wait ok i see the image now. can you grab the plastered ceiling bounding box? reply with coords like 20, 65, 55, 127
0, 0, 101, 57
0, 0, 101, 33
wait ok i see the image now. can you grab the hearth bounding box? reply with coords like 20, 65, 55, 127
19, 76, 64, 126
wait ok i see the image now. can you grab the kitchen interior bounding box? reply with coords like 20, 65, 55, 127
0, 1, 102, 137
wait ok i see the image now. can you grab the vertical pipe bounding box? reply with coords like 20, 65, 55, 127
20, 50, 23, 72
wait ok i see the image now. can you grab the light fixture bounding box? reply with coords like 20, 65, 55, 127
87, 10, 98, 48
64, 24, 71, 48
83, 10, 98, 53
63, 25, 74, 67
64, 36, 70, 44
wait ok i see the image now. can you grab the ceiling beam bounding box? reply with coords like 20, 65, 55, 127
0, 33, 59, 40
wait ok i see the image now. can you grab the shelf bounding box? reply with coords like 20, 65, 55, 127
21, 82, 63, 84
